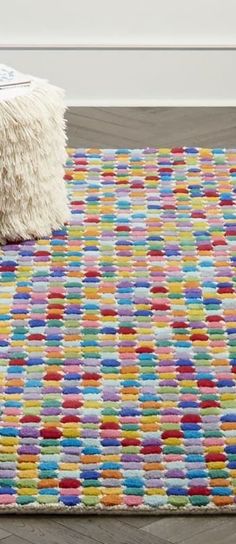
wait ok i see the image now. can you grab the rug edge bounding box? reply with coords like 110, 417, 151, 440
1, 504, 236, 515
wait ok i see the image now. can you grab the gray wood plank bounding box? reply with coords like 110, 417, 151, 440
180, 518, 236, 544
0, 537, 33, 544
142, 516, 231, 544
0, 517, 98, 544
117, 516, 159, 528
66, 107, 236, 148
0, 526, 11, 540
57, 516, 170, 544
67, 107, 161, 127
67, 122, 143, 147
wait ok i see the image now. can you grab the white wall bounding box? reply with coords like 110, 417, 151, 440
1, 0, 236, 45
1, 0, 236, 105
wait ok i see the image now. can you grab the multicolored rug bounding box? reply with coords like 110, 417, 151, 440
1, 147, 236, 514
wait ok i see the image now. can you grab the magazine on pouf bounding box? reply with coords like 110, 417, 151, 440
0, 64, 31, 88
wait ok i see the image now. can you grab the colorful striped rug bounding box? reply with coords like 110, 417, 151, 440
1, 147, 236, 514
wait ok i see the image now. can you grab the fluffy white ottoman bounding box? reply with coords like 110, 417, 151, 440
0, 79, 69, 244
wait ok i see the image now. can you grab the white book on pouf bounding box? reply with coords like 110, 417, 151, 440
0, 64, 31, 88
0, 64, 47, 102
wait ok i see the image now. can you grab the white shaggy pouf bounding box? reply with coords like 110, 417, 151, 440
0, 80, 69, 244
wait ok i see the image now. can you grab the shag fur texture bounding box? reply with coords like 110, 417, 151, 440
0, 80, 69, 244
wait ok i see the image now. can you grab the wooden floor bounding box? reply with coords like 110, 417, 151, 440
1, 514, 236, 544
66, 107, 236, 148
1, 108, 236, 543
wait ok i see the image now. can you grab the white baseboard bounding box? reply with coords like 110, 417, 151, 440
66, 99, 236, 107
2, 48, 236, 106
